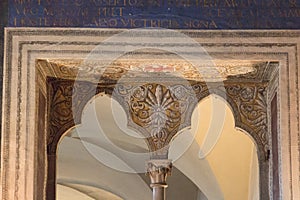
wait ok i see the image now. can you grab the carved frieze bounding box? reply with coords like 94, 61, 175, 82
46, 76, 269, 159
41, 59, 276, 83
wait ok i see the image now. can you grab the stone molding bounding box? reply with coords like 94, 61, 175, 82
1, 28, 299, 200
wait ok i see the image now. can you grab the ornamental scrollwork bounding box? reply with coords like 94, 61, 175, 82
225, 83, 269, 157
190, 82, 269, 158
47, 79, 74, 154
47, 77, 269, 159
47, 78, 115, 154
114, 83, 198, 155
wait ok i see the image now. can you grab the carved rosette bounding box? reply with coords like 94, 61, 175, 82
114, 83, 198, 156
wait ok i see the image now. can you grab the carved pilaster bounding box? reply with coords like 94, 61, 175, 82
146, 160, 172, 200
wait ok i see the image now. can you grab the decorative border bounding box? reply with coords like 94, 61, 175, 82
2, 28, 299, 200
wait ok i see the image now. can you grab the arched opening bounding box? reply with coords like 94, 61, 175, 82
169, 95, 259, 200
56, 94, 212, 200
56, 95, 152, 199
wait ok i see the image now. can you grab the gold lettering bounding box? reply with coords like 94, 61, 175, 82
278, 8, 300, 17
120, 18, 130, 26
119, 7, 123, 16
270, 0, 280, 7
43, 8, 53, 16
150, 19, 157, 27
143, 19, 148, 27
14, 17, 17, 26
209, 20, 218, 28
184, 19, 218, 29
98, 7, 107, 17
42, 17, 50, 26
249, 9, 259, 17
111, 8, 118, 16
14, 6, 22, 15
14, 0, 26, 4
20, 18, 25, 26
133, 18, 142, 27
288, 9, 300, 17
81, 8, 89, 18
30, 7, 38, 15
203, 0, 210, 7
108, 19, 118, 27
98, 7, 123, 17
224, 0, 238, 7
289, 0, 297, 7
217, 8, 223, 17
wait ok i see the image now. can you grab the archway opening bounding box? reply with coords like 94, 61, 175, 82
56, 93, 211, 200
169, 95, 259, 200
56, 95, 152, 200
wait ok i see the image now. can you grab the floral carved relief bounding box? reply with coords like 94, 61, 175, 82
114, 83, 198, 156
225, 84, 269, 157
191, 82, 269, 158
47, 78, 115, 154
47, 77, 268, 159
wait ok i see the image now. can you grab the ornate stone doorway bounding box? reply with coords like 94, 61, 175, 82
40, 56, 276, 199
1, 29, 299, 200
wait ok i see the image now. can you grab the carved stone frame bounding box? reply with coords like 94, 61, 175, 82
1, 29, 299, 200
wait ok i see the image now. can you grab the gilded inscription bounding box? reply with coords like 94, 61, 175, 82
9, 0, 300, 28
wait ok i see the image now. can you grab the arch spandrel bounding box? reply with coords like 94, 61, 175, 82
46, 77, 117, 154
45, 64, 271, 200
190, 81, 269, 160
47, 76, 269, 161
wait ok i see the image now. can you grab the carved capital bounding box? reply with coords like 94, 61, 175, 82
146, 160, 172, 188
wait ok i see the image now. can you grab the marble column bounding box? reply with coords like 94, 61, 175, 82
146, 160, 172, 200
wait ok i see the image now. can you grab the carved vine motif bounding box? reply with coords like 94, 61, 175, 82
47, 79, 74, 153
114, 83, 198, 154
47, 78, 115, 154
225, 84, 269, 155
190, 82, 269, 157
47, 77, 269, 159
